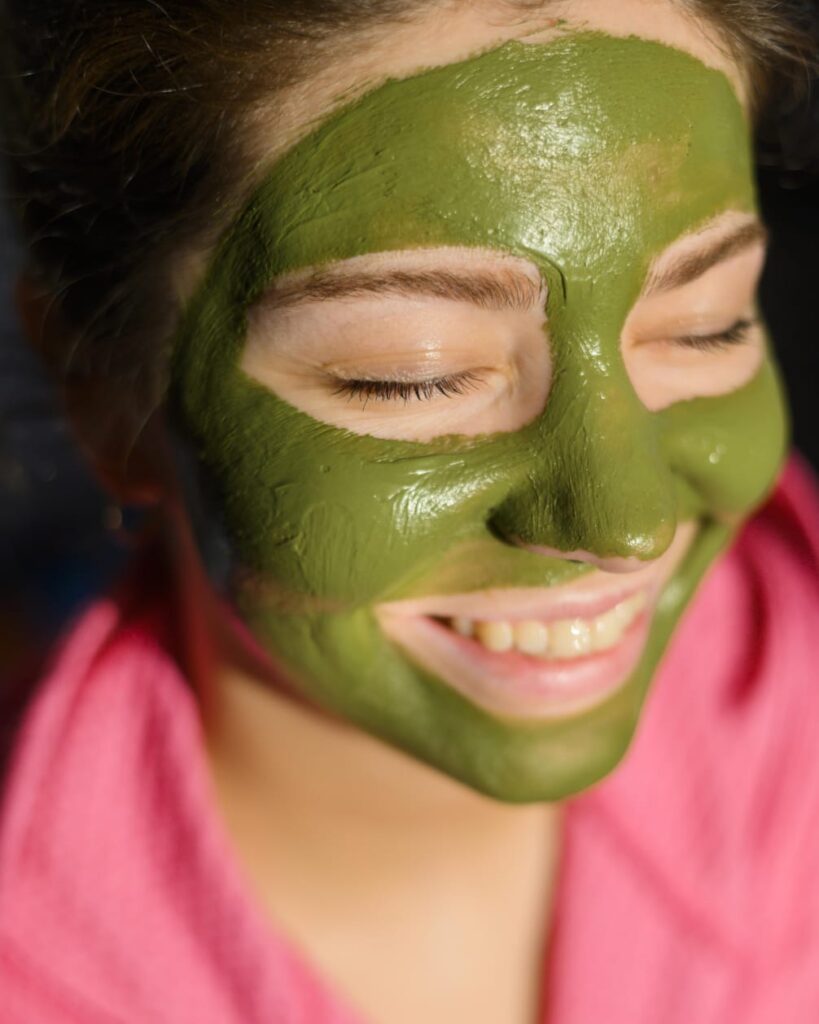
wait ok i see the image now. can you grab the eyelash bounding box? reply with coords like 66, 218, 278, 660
673, 317, 756, 352
332, 370, 484, 405
329, 319, 756, 405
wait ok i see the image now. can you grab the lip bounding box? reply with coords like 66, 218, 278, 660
377, 601, 652, 720
373, 521, 699, 721
376, 579, 650, 625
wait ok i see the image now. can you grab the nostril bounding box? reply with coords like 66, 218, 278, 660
517, 542, 658, 573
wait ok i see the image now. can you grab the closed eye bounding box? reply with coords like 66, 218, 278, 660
331, 369, 485, 406
673, 317, 756, 352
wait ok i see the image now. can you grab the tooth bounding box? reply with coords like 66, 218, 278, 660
590, 607, 625, 652
448, 591, 649, 659
452, 616, 474, 638
475, 620, 514, 653
514, 620, 549, 656
615, 591, 646, 629
550, 618, 592, 658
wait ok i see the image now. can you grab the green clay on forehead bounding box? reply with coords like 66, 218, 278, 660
173, 32, 788, 800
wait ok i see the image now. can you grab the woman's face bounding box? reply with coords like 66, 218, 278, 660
172, 2, 787, 801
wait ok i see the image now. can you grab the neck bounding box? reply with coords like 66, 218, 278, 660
171, 524, 563, 1019
204, 655, 564, 1022
204, 652, 562, 871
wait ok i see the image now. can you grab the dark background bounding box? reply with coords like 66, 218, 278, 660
0, 200, 126, 669
0, 167, 817, 663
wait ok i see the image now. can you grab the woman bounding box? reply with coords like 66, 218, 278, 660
1, 1, 818, 1021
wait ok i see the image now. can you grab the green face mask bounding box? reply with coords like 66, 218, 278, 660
172, 32, 787, 802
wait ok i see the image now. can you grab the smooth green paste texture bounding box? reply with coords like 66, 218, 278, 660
173, 32, 787, 801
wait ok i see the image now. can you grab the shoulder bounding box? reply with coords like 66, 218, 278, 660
0, 581, 190, 864
547, 458, 819, 1017
2, 584, 185, 799
0, 579, 215, 1021
582, 453, 819, 953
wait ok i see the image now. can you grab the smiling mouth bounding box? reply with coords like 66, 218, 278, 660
376, 585, 655, 721
374, 521, 700, 721
443, 589, 647, 660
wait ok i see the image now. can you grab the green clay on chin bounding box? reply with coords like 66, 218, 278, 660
172, 32, 788, 802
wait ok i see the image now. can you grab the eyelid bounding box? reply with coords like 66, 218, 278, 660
671, 317, 757, 351
320, 351, 456, 379
330, 369, 486, 404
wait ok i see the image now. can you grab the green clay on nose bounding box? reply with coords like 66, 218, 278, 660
172, 32, 788, 800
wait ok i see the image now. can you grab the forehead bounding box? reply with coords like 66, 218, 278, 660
222, 32, 755, 301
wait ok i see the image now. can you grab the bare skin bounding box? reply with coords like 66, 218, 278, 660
186, 3, 764, 1023
206, 666, 563, 1022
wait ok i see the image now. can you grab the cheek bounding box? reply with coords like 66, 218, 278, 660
179, 315, 787, 615
658, 355, 789, 521
189, 371, 511, 607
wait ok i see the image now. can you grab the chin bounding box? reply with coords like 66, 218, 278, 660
481, 687, 646, 803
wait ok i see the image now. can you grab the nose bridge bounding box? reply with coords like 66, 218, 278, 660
574, 386, 678, 559
490, 351, 679, 562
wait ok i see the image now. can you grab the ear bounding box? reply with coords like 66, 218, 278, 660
14, 272, 171, 506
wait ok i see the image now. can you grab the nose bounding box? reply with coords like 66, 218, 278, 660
489, 365, 679, 565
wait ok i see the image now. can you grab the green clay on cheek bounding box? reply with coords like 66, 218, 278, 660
172, 32, 788, 801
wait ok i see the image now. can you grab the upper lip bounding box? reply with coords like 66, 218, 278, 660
376, 523, 699, 628
376, 579, 652, 625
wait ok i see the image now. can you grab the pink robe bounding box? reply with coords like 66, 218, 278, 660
1, 455, 818, 1023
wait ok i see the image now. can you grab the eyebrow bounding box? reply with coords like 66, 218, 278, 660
643, 219, 768, 296
262, 266, 546, 313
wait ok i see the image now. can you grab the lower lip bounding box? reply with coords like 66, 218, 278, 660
378, 609, 652, 720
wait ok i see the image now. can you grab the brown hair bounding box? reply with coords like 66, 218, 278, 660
1, 0, 817, 425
